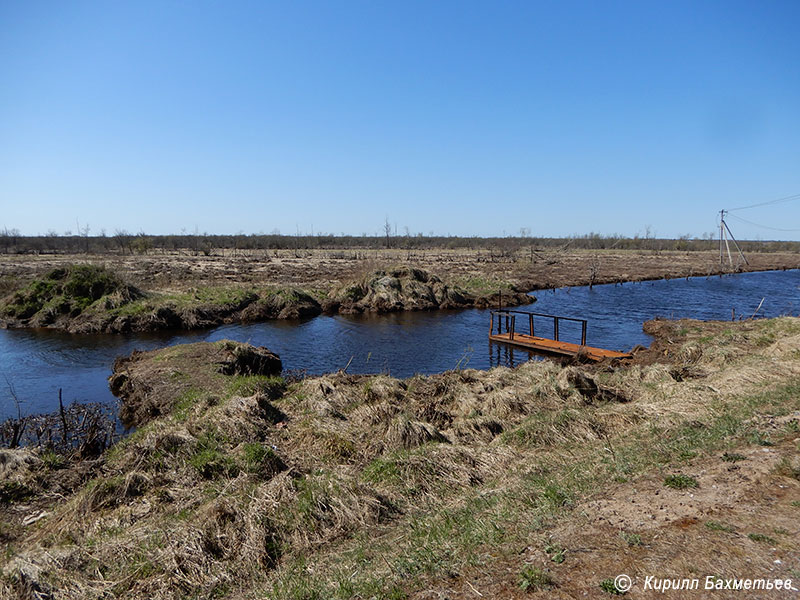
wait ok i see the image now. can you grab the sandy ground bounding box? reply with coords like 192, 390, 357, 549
1, 248, 799, 293
415, 430, 800, 600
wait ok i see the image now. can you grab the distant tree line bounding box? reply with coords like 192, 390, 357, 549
0, 227, 798, 255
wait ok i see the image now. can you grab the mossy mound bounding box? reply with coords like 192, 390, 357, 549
109, 340, 283, 428
325, 266, 534, 313
0, 265, 141, 326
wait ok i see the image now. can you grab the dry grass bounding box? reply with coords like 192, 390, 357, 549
2, 248, 798, 295
2, 317, 800, 599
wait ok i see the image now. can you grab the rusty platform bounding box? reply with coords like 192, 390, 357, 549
489, 310, 631, 362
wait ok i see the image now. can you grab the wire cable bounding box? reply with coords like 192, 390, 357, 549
727, 193, 800, 212
727, 213, 800, 232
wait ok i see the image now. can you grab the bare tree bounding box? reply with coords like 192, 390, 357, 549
76, 220, 91, 253
383, 217, 392, 249
114, 229, 132, 255
0, 227, 20, 254
3, 375, 25, 449
588, 255, 601, 289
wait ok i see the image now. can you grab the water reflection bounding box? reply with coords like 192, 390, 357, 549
488, 342, 542, 369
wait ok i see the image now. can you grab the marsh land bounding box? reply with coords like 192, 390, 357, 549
1, 242, 799, 599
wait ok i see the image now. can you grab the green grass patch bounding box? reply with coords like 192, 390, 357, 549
226, 374, 286, 400
750, 431, 775, 446
747, 533, 776, 544
705, 520, 736, 533
172, 387, 206, 422
518, 566, 555, 592
241, 442, 284, 476
664, 474, 699, 489
39, 449, 67, 470
621, 532, 642, 546
362, 455, 404, 487
1, 265, 135, 320
0, 481, 34, 504
599, 578, 625, 595
544, 541, 566, 563
721, 452, 746, 463
457, 275, 515, 295
189, 432, 239, 479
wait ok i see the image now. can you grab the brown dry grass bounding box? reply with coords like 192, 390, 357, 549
1, 317, 800, 599
1, 248, 798, 294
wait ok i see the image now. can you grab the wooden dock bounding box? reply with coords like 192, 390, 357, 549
489, 310, 631, 362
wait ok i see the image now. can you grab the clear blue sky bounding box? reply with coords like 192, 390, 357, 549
2, 0, 799, 239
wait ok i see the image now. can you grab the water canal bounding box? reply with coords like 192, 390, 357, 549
1, 269, 798, 418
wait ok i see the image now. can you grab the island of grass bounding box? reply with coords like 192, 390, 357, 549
0, 264, 533, 333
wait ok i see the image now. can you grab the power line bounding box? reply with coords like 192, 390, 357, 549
727, 192, 800, 212
727, 213, 800, 232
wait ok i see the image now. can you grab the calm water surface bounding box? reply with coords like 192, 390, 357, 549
1, 270, 798, 418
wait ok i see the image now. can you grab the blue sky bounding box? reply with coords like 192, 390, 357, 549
2, 1, 799, 239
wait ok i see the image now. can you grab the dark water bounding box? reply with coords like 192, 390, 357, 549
1, 270, 798, 419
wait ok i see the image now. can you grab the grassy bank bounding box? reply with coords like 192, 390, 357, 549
0, 265, 531, 333
2, 317, 799, 598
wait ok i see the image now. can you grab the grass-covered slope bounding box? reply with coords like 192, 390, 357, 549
0, 264, 323, 333
2, 319, 800, 599
325, 266, 533, 314
0, 264, 530, 334
0, 265, 141, 325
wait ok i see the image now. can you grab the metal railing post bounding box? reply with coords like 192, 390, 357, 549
554, 317, 559, 341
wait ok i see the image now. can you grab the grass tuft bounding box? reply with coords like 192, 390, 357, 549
663, 474, 699, 489
518, 565, 555, 592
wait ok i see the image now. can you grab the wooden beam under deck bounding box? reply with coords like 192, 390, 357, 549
489, 332, 631, 361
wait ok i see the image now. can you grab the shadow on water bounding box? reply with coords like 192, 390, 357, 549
1, 269, 798, 418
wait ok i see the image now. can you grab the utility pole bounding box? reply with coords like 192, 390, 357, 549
718, 209, 748, 267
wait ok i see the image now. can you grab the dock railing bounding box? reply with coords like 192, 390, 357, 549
490, 310, 588, 346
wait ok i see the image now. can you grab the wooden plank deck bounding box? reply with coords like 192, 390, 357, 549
489, 332, 631, 361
